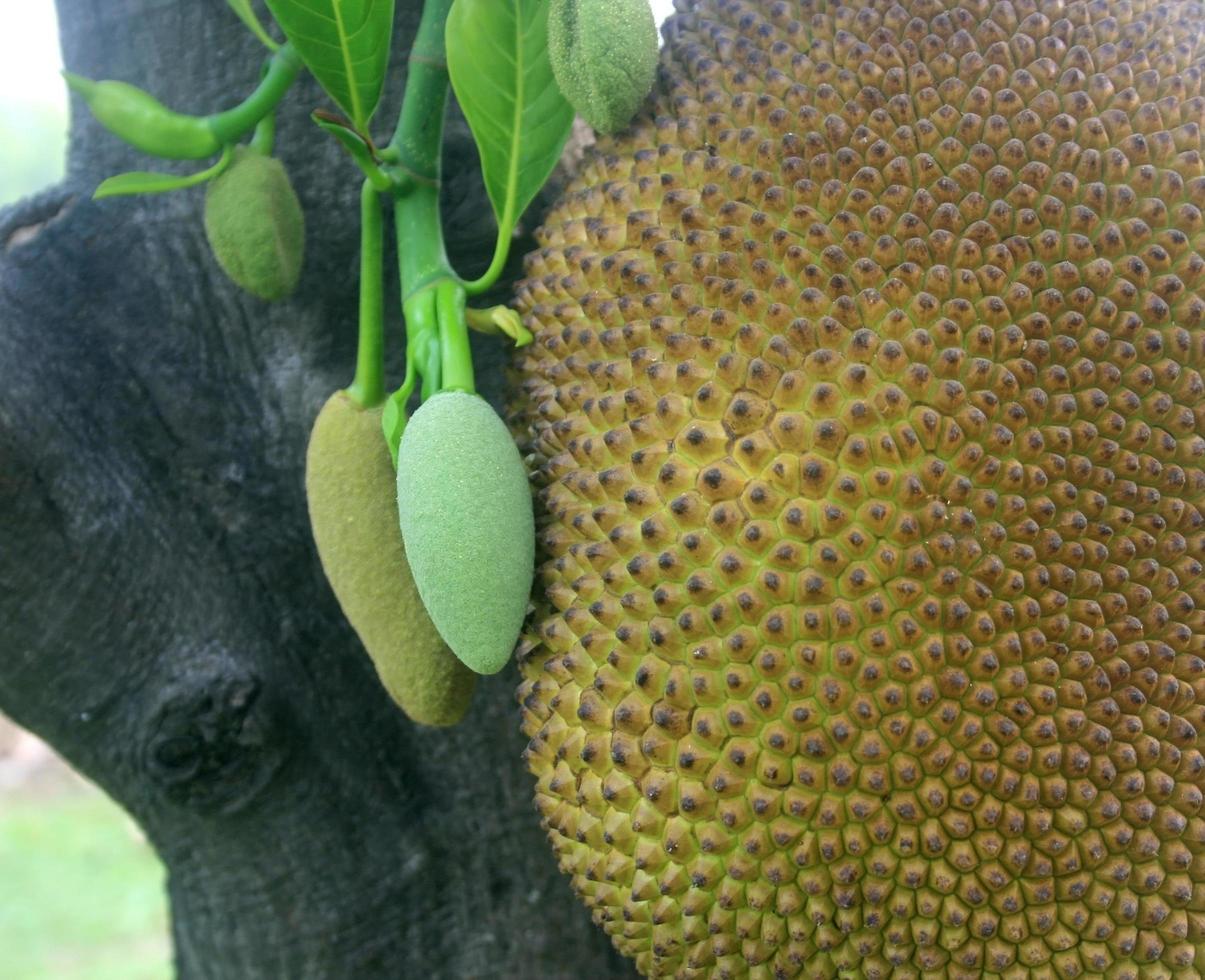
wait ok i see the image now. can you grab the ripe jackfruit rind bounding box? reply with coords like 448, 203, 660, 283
204, 147, 304, 301
547, 0, 658, 135
306, 391, 475, 726
396, 391, 534, 676
512, 0, 1205, 977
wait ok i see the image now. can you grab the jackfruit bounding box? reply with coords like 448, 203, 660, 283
548, 0, 660, 134
396, 391, 535, 675
512, 1, 1205, 977
306, 391, 475, 726
204, 147, 304, 300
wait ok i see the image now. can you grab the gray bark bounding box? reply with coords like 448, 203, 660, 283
0, 1, 635, 976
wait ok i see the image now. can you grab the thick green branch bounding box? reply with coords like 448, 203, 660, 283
384, 0, 474, 405
389, 0, 455, 302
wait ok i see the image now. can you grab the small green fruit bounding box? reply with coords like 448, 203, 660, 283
306, 391, 475, 726
396, 391, 534, 675
547, 0, 658, 134
204, 148, 304, 301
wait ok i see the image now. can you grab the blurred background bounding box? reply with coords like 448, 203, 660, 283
0, 718, 171, 979
1, 1, 678, 977
2, 8, 174, 979
1, 4, 66, 206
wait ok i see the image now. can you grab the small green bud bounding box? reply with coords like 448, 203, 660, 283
547, 0, 658, 134
396, 392, 535, 676
203, 148, 305, 301
64, 72, 222, 160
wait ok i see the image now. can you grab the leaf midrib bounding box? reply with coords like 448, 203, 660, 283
501, 0, 531, 235
332, 0, 364, 127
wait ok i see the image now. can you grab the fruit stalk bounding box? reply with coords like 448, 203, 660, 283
348, 179, 386, 409
379, 0, 475, 450
207, 42, 302, 146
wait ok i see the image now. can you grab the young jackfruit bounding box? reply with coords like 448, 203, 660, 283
204, 147, 304, 301
547, 0, 659, 134
306, 391, 475, 726
513, 1, 1205, 977
396, 391, 535, 675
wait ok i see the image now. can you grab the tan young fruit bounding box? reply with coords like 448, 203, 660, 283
306, 391, 475, 726
511, 0, 1205, 976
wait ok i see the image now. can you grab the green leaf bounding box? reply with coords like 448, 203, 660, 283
224, 0, 281, 51
446, 0, 573, 242
94, 147, 233, 199
263, 0, 394, 132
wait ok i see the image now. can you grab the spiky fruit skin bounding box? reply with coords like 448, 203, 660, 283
512, 1, 1205, 978
306, 391, 475, 726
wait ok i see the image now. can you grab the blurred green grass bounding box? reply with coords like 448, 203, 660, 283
0, 791, 170, 979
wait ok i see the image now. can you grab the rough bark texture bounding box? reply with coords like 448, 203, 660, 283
0, 2, 637, 977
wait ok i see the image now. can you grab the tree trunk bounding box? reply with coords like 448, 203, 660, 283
0, 1, 635, 976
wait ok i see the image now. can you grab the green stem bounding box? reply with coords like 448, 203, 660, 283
389, 0, 455, 300
385, 0, 475, 398
403, 287, 442, 398
207, 43, 302, 146
461, 230, 512, 297
393, 179, 448, 304
248, 111, 275, 155
348, 180, 385, 408
437, 279, 474, 392
381, 343, 420, 469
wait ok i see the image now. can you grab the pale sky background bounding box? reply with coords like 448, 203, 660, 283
0, 4, 63, 112
0, 4, 67, 204
0, 1, 680, 206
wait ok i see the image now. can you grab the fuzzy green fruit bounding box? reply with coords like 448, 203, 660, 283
204, 148, 304, 301
547, 0, 658, 134
306, 391, 475, 726
396, 391, 534, 675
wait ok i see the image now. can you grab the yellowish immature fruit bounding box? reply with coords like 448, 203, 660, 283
512, 1, 1205, 977
204, 147, 304, 301
306, 391, 475, 726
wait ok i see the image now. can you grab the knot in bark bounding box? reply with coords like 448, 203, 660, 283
143, 652, 286, 814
